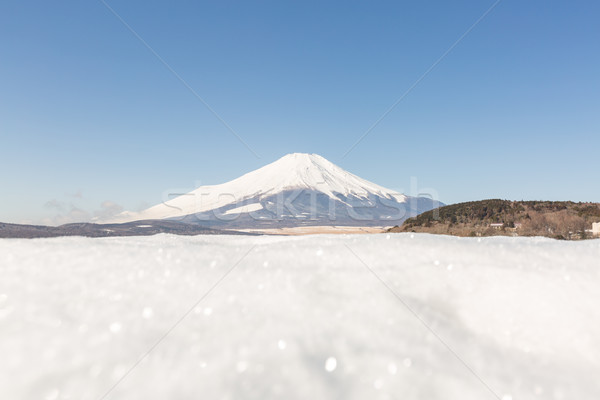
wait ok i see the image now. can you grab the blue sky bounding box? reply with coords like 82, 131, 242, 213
1, 1, 599, 224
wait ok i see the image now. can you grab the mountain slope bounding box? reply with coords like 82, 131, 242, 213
105, 153, 442, 228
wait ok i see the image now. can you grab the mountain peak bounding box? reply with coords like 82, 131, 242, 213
279, 152, 318, 159
247, 153, 373, 197
274, 153, 329, 167
102, 153, 442, 225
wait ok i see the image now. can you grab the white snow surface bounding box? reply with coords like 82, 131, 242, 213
223, 203, 264, 215
1, 234, 599, 400
106, 153, 409, 223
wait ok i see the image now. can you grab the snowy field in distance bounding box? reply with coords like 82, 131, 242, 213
1, 233, 599, 400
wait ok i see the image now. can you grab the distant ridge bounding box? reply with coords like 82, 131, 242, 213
0, 220, 255, 239
389, 199, 600, 240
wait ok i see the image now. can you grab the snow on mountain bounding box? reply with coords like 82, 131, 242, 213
105, 153, 441, 227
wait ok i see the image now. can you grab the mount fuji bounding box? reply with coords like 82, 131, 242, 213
104, 153, 442, 229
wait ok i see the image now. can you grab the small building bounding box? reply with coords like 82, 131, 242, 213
593, 222, 600, 236
490, 223, 504, 229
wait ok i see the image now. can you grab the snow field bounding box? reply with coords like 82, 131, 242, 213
0, 233, 599, 400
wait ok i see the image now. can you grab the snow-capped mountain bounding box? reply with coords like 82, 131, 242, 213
105, 153, 442, 228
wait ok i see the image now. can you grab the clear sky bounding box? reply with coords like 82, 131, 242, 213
1, 1, 599, 224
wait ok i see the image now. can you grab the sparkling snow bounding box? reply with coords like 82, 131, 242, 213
1, 233, 599, 399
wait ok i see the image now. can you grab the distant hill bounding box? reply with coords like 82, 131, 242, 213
0, 220, 255, 239
388, 200, 600, 240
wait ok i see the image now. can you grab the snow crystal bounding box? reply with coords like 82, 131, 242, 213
109, 322, 122, 333
325, 357, 337, 372
373, 378, 383, 390
387, 362, 397, 375
142, 307, 153, 319
236, 361, 248, 373
44, 388, 59, 400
